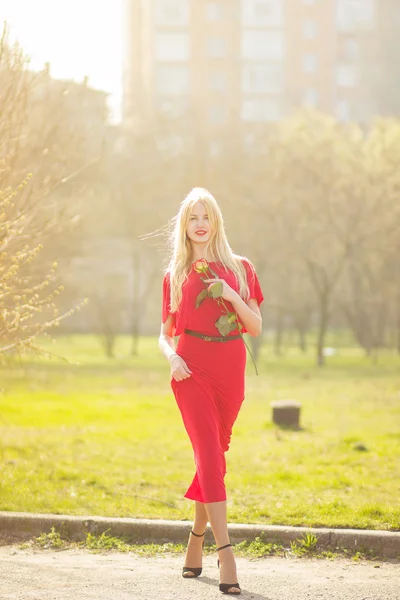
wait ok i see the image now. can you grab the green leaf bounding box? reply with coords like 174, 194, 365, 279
215, 316, 239, 336
228, 312, 237, 324
216, 321, 232, 336
195, 288, 208, 308
209, 281, 223, 298
216, 314, 229, 326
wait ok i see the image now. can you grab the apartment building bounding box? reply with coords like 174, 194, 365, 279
122, 0, 380, 134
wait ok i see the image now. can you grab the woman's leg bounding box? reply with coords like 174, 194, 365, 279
193, 500, 208, 533
205, 500, 240, 593
183, 501, 208, 575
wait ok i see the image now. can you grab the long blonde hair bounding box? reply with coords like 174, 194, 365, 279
166, 188, 249, 312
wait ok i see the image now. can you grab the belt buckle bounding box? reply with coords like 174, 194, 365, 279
203, 335, 212, 342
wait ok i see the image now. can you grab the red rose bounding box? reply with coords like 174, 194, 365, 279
193, 258, 209, 274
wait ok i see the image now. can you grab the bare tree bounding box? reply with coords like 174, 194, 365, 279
0, 24, 106, 359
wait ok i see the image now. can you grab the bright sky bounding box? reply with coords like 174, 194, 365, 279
1, 0, 124, 122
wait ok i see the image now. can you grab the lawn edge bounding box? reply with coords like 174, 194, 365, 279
0, 511, 399, 559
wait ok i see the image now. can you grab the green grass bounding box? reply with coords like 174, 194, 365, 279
19, 528, 382, 561
20, 527, 187, 555
1, 334, 400, 531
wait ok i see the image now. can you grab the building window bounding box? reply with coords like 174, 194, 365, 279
337, 64, 358, 87
209, 105, 226, 123
209, 140, 223, 157
303, 20, 317, 39
337, 0, 375, 32
156, 65, 190, 94
207, 37, 227, 58
303, 88, 318, 107
209, 72, 226, 92
157, 97, 189, 118
342, 38, 359, 60
337, 99, 351, 121
155, 32, 190, 61
302, 53, 317, 73
242, 64, 283, 93
156, 134, 185, 156
243, 131, 257, 154
242, 0, 284, 27
241, 98, 281, 122
154, 0, 189, 26
242, 31, 284, 61
207, 2, 222, 20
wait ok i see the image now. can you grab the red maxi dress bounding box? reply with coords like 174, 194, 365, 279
162, 259, 264, 503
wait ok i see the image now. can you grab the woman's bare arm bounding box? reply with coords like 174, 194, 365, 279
159, 315, 192, 381
158, 314, 178, 361
230, 296, 262, 337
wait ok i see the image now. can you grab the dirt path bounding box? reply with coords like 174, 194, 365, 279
0, 545, 399, 600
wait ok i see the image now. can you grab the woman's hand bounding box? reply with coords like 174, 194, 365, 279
203, 278, 238, 303
169, 354, 192, 382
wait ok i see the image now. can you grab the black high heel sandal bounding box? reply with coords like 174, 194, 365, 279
217, 543, 241, 595
182, 529, 206, 578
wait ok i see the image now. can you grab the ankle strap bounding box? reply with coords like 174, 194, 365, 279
217, 543, 231, 551
190, 530, 206, 537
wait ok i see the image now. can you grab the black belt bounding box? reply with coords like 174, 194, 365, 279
184, 329, 241, 342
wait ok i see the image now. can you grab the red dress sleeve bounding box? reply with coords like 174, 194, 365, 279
162, 272, 174, 323
242, 259, 264, 305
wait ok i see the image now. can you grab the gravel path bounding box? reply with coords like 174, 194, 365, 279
0, 545, 399, 600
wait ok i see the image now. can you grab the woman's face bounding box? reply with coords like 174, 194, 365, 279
186, 201, 212, 245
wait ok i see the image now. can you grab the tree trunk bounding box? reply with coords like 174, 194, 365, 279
297, 325, 307, 353
130, 248, 158, 356
104, 334, 116, 359
316, 295, 329, 367
131, 247, 140, 356
397, 313, 400, 354
131, 316, 140, 356
340, 303, 372, 355
397, 280, 400, 354
274, 307, 284, 356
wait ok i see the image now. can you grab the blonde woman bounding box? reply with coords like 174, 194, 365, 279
159, 188, 263, 595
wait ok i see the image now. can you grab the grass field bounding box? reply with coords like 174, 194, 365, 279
0, 335, 399, 531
